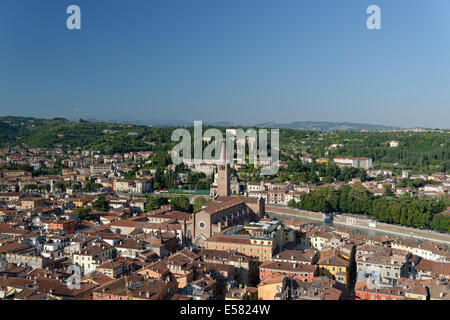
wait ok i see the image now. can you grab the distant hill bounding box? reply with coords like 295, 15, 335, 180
75, 116, 404, 131
254, 121, 401, 131
98, 119, 402, 131
99, 119, 239, 128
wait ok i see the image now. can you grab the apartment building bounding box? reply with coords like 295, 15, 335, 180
355, 281, 405, 300
204, 225, 276, 262
356, 252, 410, 285
90, 163, 112, 175
73, 243, 115, 275
259, 260, 318, 282
333, 157, 373, 169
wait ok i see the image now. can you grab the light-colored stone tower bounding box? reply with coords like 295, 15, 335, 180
217, 142, 231, 197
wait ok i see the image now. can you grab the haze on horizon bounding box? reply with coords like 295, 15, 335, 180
1, 0, 450, 129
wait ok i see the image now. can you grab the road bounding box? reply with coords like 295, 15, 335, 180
266, 205, 450, 245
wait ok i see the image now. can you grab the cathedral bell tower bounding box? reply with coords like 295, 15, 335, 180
217, 142, 231, 197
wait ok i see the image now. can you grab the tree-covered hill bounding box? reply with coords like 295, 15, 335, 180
280, 129, 450, 173
0, 116, 448, 173
0, 116, 176, 154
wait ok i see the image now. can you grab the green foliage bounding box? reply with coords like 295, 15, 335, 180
430, 214, 450, 232
38, 184, 50, 191
124, 165, 138, 180
183, 172, 211, 190
153, 166, 176, 190
0, 120, 18, 141
384, 185, 395, 197
22, 183, 49, 192
193, 197, 212, 213
396, 178, 427, 189
75, 207, 93, 221
280, 161, 367, 184
175, 163, 187, 173
170, 196, 193, 213
92, 195, 109, 211
23, 184, 38, 191
83, 181, 101, 192
54, 181, 68, 192
144, 195, 169, 211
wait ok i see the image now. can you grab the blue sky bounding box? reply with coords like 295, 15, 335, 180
1, 0, 450, 128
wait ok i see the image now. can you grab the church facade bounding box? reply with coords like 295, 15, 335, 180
192, 144, 265, 245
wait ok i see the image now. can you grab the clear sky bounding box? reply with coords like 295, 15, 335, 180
1, 0, 450, 128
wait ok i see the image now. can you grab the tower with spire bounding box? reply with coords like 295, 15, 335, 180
217, 142, 231, 197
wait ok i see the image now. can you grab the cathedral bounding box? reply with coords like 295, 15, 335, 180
192, 143, 265, 246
